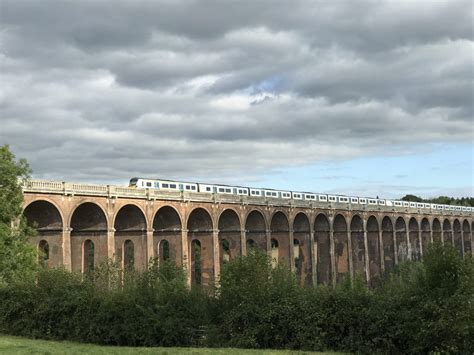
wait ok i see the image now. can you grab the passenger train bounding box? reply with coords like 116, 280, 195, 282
129, 177, 472, 213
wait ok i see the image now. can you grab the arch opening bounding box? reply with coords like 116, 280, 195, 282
115, 205, 146, 271
367, 216, 380, 282
153, 206, 182, 266
83, 239, 95, 275
187, 208, 214, 286
382, 217, 395, 273
293, 213, 311, 286
38, 240, 49, 268
218, 209, 241, 267
245, 210, 267, 252
462, 220, 471, 256
350, 215, 365, 280
270, 212, 290, 267
443, 219, 453, 246
315, 214, 331, 285
395, 217, 408, 263
409, 218, 420, 261
420, 218, 431, 254
453, 219, 462, 255
333, 214, 349, 283
432, 218, 442, 243
71, 202, 107, 273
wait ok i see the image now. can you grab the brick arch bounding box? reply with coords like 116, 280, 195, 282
350, 214, 365, 280
462, 220, 472, 256
381, 216, 395, 273
366, 215, 380, 282
23, 199, 64, 268
314, 213, 331, 285
187, 207, 214, 287
153, 205, 183, 266
453, 219, 462, 255
333, 214, 349, 283
292, 212, 311, 286
432, 218, 442, 243
68, 200, 109, 230
395, 217, 408, 262
409, 217, 420, 261
114, 204, 147, 271
23, 199, 64, 230
443, 219, 453, 246
245, 209, 267, 252
218, 209, 242, 266
70, 202, 108, 273
270, 211, 290, 266
420, 217, 431, 254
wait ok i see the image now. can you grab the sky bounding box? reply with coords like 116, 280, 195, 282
0, 0, 473, 199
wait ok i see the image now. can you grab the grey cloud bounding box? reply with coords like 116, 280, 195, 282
0, 0, 472, 188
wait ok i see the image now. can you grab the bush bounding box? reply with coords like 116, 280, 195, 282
0, 245, 472, 353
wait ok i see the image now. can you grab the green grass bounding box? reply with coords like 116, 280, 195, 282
0, 335, 342, 354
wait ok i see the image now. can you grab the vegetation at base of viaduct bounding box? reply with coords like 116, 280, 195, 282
0, 244, 472, 354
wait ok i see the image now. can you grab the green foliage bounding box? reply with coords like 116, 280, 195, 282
0, 145, 37, 285
0, 245, 472, 353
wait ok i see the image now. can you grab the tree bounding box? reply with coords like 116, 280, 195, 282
0, 145, 37, 284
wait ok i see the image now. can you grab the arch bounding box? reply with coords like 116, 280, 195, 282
443, 219, 453, 246
123, 239, 134, 270
462, 220, 471, 256
158, 239, 170, 261
187, 208, 214, 286
153, 206, 182, 231
453, 219, 462, 255
24, 200, 63, 268
395, 217, 408, 262
191, 239, 202, 286
381, 216, 395, 272
153, 206, 182, 266
115, 204, 147, 232
38, 240, 50, 268
115, 204, 146, 271
409, 218, 420, 261
218, 209, 241, 266
187, 207, 213, 232
293, 212, 311, 286
350, 215, 365, 280
271, 238, 279, 267
420, 218, 431, 254
270, 211, 290, 266
333, 214, 349, 283
23, 200, 63, 231
246, 238, 256, 251
83, 239, 95, 275
245, 210, 267, 251
70, 202, 107, 273
314, 213, 331, 285
432, 218, 442, 243
366, 215, 381, 282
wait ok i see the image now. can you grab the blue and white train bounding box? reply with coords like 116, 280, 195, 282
129, 177, 472, 213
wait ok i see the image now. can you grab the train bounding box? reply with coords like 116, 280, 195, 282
129, 177, 472, 213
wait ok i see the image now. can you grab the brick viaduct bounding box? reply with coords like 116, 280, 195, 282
23, 181, 473, 287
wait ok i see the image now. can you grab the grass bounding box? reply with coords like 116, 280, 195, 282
0, 335, 342, 354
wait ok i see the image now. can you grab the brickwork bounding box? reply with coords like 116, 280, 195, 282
23, 186, 474, 286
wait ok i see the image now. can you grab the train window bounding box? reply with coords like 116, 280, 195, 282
146, 182, 152, 187
162, 183, 169, 188
170, 184, 177, 189
359, 198, 367, 204
206, 187, 211, 192
154, 182, 159, 188
328, 196, 336, 202
218, 188, 224, 193
191, 186, 196, 190
351, 198, 358, 203
226, 188, 231, 193
185, 185, 191, 190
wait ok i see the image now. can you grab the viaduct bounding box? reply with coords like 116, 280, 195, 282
23, 180, 473, 287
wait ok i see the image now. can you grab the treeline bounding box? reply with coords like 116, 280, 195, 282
401, 194, 474, 206
0, 244, 472, 354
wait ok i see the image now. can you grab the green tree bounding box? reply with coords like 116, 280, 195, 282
0, 145, 37, 284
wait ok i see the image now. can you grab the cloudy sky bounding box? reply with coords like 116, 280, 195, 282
1, 0, 473, 198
